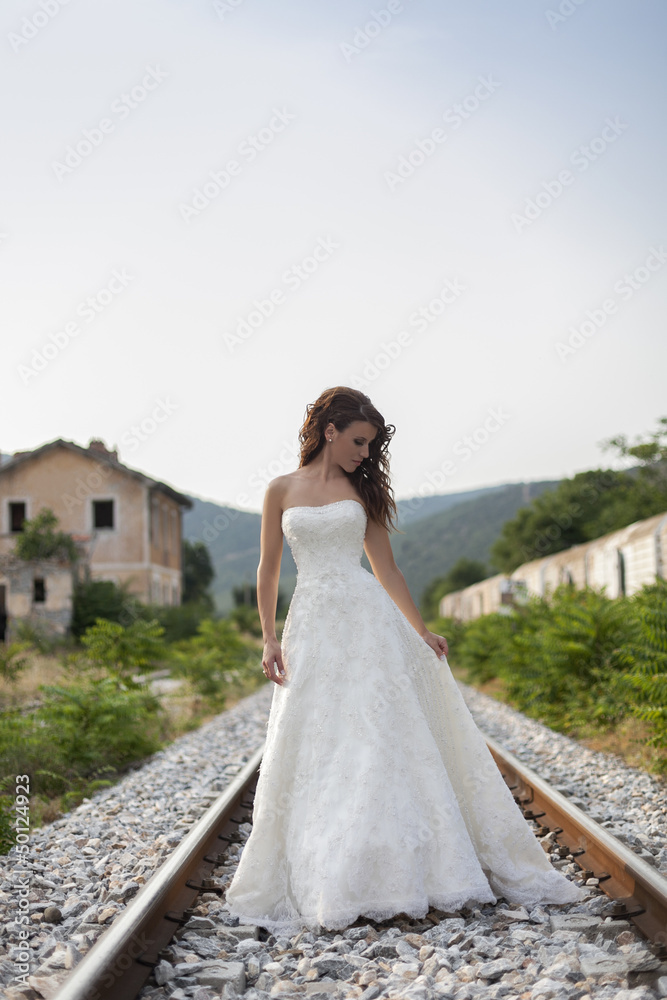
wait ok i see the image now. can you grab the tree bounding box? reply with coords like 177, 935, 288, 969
230, 581, 288, 636
182, 539, 214, 609
14, 508, 78, 562
490, 469, 626, 573
598, 415, 667, 526
233, 582, 257, 607
491, 417, 667, 574
601, 415, 667, 474
232, 581, 288, 616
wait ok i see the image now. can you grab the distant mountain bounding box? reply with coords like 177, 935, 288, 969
393, 484, 510, 528
182, 499, 295, 614
390, 480, 559, 603
183, 479, 560, 613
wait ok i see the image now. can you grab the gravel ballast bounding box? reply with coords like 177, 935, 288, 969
1, 679, 666, 1000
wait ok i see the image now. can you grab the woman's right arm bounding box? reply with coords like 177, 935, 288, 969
257, 479, 287, 685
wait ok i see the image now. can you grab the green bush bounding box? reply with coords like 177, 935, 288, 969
73, 617, 166, 686
425, 615, 466, 660
0, 616, 170, 851
171, 618, 260, 705
455, 612, 517, 684
36, 677, 163, 781
0, 780, 15, 856
133, 601, 214, 642
455, 584, 634, 732
619, 578, 667, 753
229, 604, 263, 637
71, 578, 142, 638
14, 508, 78, 562
0, 674, 164, 840
0, 642, 31, 683
504, 585, 631, 729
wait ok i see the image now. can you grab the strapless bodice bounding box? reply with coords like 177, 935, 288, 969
281, 499, 367, 583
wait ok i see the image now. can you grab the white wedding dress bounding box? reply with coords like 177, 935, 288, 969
223, 499, 582, 933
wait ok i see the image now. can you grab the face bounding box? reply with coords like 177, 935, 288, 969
326, 420, 378, 473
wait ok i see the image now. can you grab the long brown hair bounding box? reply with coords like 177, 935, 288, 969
298, 386, 398, 531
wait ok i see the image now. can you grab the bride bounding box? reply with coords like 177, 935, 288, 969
224, 386, 582, 933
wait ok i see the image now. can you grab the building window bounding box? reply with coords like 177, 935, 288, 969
618, 549, 626, 596
33, 578, 46, 603
93, 499, 114, 529
9, 502, 26, 532
151, 499, 158, 546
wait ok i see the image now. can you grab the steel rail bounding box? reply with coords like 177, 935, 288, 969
484, 733, 667, 952
53, 743, 264, 1000
51, 732, 667, 1000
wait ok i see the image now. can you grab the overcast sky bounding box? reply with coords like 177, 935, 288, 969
2, 0, 665, 512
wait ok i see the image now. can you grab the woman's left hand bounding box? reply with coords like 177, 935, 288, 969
420, 629, 449, 660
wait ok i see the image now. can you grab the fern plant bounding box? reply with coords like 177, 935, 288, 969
455, 612, 517, 684
171, 618, 260, 705
504, 584, 632, 730
0, 643, 31, 683
71, 617, 166, 687
618, 579, 667, 752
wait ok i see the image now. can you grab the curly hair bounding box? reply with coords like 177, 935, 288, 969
298, 386, 397, 531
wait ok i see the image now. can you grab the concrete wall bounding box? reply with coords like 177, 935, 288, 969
0, 555, 73, 641
440, 509, 667, 621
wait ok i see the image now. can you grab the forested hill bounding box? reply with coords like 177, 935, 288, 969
183, 479, 559, 612
390, 479, 559, 602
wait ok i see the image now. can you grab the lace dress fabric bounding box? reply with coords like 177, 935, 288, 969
223, 500, 582, 933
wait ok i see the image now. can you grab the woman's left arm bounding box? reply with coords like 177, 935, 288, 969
364, 517, 449, 659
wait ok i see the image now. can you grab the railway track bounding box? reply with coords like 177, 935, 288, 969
51, 735, 667, 1000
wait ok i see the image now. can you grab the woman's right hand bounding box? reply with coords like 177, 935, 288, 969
262, 639, 287, 685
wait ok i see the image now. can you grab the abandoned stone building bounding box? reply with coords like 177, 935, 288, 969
0, 438, 192, 641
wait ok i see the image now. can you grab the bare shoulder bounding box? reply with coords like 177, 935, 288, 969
264, 475, 291, 507
267, 470, 312, 508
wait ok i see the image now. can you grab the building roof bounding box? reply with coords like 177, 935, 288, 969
0, 438, 193, 509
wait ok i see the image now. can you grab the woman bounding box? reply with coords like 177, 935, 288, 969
224, 386, 582, 933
